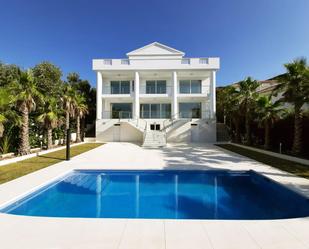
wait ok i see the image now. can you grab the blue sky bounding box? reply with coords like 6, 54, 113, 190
1, 0, 309, 87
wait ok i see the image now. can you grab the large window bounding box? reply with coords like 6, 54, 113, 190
111, 103, 132, 118
179, 80, 202, 94
146, 80, 166, 94
179, 102, 201, 118
140, 103, 171, 119
111, 81, 130, 94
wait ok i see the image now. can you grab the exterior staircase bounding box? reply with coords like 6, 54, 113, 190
143, 130, 166, 147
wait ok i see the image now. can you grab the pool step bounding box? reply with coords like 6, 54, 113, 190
63, 174, 110, 193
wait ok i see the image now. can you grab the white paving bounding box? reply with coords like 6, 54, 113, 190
1, 142, 309, 249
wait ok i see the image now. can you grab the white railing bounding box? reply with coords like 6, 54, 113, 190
139, 86, 172, 95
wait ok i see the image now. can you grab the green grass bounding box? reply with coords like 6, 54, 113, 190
0, 143, 103, 184
216, 144, 309, 179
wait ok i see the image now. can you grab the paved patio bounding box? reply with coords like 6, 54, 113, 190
1, 143, 309, 249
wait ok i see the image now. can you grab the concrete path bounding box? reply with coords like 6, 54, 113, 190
1, 142, 309, 249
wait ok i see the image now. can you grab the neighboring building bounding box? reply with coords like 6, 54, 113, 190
92, 42, 220, 146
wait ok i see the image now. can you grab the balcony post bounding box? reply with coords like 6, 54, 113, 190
172, 71, 178, 119
96, 71, 102, 120
210, 71, 216, 119
134, 72, 140, 119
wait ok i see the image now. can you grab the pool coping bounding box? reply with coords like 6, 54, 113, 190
1, 143, 309, 249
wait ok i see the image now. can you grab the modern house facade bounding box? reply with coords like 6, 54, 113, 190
93, 42, 220, 146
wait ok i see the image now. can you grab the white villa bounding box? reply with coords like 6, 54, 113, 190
93, 42, 220, 146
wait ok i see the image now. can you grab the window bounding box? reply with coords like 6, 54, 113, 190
146, 81, 156, 94
179, 80, 190, 93
140, 103, 171, 119
146, 80, 166, 94
161, 104, 171, 118
110, 81, 130, 94
111, 81, 120, 94
151, 104, 160, 118
156, 80, 166, 93
181, 58, 190, 64
111, 103, 132, 118
179, 80, 202, 94
179, 102, 201, 118
191, 80, 201, 93
104, 59, 112, 65
121, 59, 130, 65
199, 58, 208, 64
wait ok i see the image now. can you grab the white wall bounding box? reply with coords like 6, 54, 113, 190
167, 119, 216, 143
96, 122, 143, 143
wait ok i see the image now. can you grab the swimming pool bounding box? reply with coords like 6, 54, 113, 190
1, 170, 309, 219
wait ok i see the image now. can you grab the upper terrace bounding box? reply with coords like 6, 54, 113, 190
92, 42, 220, 71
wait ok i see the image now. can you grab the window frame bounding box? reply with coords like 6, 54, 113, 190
179, 80, 202, 94
110, 81, 131, 94
146, 80, 167, 94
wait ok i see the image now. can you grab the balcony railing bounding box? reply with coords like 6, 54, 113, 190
139, 86, 172, 95
102, 111, 132, 119
101, 85, 209, 95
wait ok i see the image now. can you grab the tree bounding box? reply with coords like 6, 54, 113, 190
62, 84, 77, 143
37, 97, 63, 149
237, 77, 260, 145
32, 62, 62, 96
256, 96, 284, 149
274, 58, 309, 155
67, 72, 93, 139
11, 70, 43, 155
219, 86, 243, 142
0, 88, 11, 137
75, 95, 88, 142
0, 62, 21, 87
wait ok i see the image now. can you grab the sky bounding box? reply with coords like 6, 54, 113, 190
1, 0, 309, 87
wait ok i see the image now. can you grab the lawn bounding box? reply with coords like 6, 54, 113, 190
0, 143, 103, 184
216, 144, 309, 179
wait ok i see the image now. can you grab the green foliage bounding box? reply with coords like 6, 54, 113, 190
0, 127, 13, 154
0, 62, 21, 87
274, 58, 309, 107
32, 62, 63, 96
0, 61, 94, 154
256, 96, 284, 126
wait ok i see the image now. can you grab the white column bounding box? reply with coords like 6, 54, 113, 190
210, 71, 216, 119
172, 71, 178, 119
96, 71, 102, 120
134, 72, 140, 119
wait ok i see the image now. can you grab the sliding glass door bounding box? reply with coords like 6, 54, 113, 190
140, 104, 171, 119
111, 103, 132, 118
179, 102, 201, 118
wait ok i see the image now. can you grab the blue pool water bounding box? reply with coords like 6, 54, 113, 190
1, 170, 309, 219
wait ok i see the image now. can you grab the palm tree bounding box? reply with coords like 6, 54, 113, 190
256, 96, 284, 150
62, 84, 77, 144
218, 86, 242, 142
11, 70, 42, 155
37, 97, 63, 149
274, 58, 309, 155
237, 77, 260, 145
75, 95, 88, 142
0, 88, 11, 137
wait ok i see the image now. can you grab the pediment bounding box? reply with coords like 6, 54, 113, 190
127, 42, 185, 57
